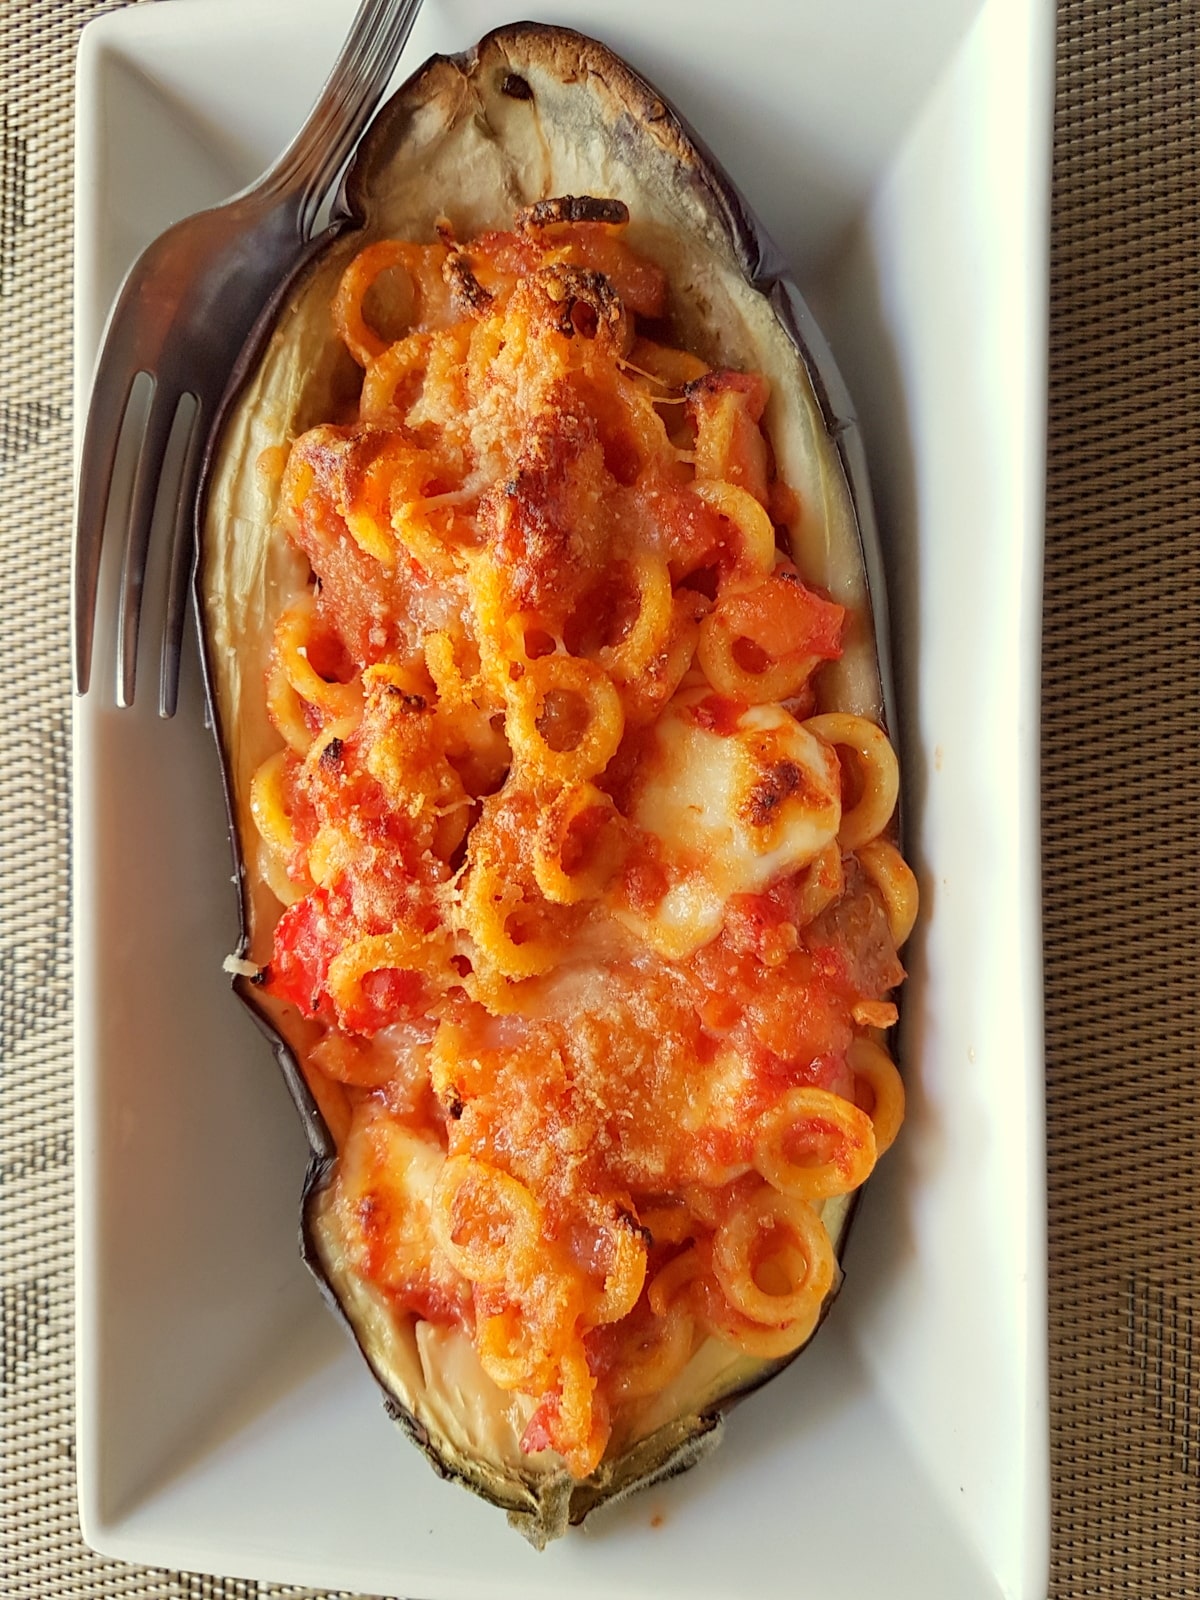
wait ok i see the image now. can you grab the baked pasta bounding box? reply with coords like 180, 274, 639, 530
201, 24, 916, 1545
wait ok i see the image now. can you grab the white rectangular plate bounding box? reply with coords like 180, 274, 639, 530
73, 1, 1052, 1595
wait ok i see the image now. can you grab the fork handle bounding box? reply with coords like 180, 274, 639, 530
261, 0, 425, 238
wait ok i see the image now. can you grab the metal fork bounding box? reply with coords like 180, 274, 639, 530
73, 0, 424, 717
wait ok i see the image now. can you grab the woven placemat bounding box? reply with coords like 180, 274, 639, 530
1, 1, 1196, 1595
1043, 3, 1200, 1595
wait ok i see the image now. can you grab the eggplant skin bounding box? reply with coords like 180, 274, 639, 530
199, 22, 891, 1549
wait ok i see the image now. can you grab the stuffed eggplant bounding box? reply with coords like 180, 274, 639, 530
199, 24, 916, 1548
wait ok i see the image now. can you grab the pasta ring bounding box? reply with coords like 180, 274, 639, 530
532, 782, 621, 905
505, 653, 624, 783
648, 1247, 704, 1317
360, 331, 433, 419
325, 928, 443, 1024
690, 479, 778, 582
591, 1211, 649, 1326
334, 240, 446, 366
249, 750, 299, 866
608, 1299, 695, 1404
857, 835, 919, 947
460, 859, 560, 981
264, 651, 313, 754
712, 1186, 835, 1329
594, 551, 674, 683
804, 712, 900, 852
477, 1304, 555, 1393
698, 610, 816, 702
248, 751, 309, 906
754, 1086, 877, 1200
432, 1155, 543, 1287
273, 595, 362, 724
696, 572, 835, 703
392, 492, 479, 579
848, 1036, 906, 1157
787, 839, 845, 928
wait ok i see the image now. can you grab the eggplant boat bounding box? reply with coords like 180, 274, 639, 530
199, 23, 917, 1548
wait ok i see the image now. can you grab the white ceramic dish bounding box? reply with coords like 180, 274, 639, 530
73, 1, 1052, 1595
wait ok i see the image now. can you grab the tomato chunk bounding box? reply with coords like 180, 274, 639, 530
717, 566, 844, 663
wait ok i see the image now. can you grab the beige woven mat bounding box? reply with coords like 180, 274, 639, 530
1, 0, 1196, 1595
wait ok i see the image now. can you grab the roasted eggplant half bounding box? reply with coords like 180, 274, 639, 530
199, 23, 914, 1548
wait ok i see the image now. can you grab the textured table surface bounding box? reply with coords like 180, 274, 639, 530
2, 1, 1197, 1595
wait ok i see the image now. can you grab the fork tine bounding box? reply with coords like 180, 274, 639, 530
78, 1, 429, 709
117, 384, 180, 709
73, 361, 137, 696
159, 397, 205, 719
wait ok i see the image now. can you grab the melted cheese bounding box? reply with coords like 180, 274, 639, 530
224, 192, 912, 1501
622, 694, 842, 959
677, 1044, 756, 1137
334, 1107, 459, 1307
